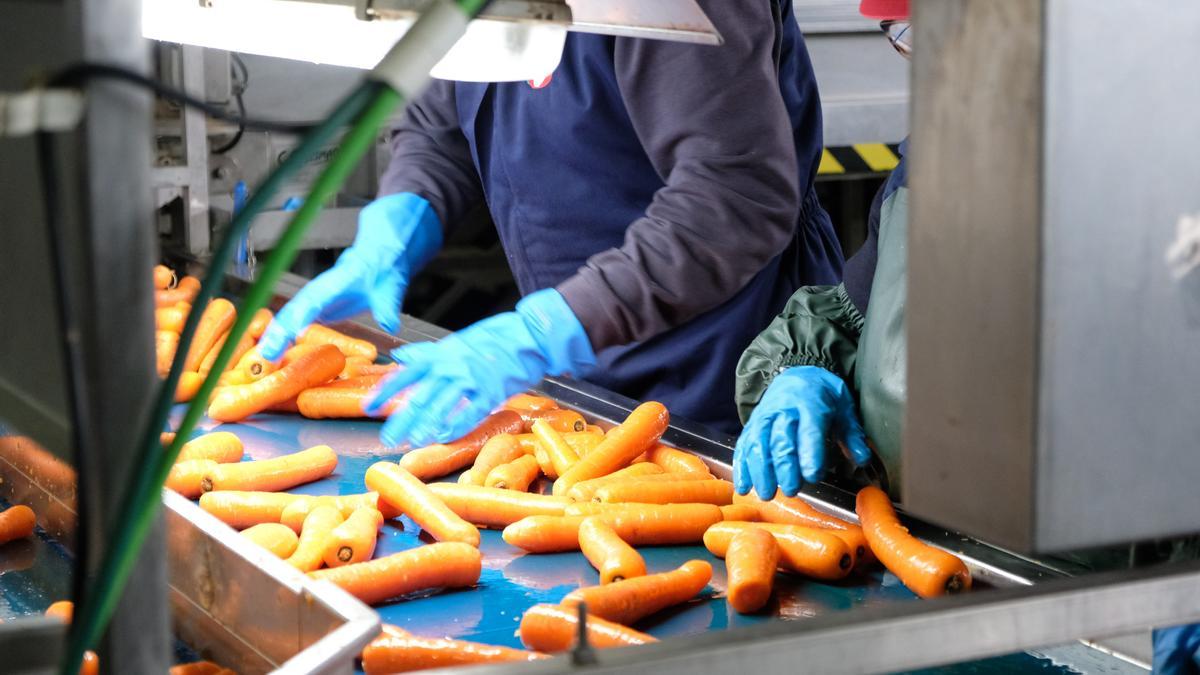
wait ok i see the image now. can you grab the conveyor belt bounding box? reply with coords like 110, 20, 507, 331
0, 502, 72, 621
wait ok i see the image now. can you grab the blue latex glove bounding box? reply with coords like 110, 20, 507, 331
366, 288, 596, 448
1154, 625, 1200, 674
733, 366, 872, 500
258, 193, 442, 360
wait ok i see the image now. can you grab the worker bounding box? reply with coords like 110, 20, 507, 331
259, 0, 843, 445
731, 1, 1200, 671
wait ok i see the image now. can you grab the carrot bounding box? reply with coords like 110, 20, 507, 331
321, 374, 388, 389
310, 542, 481, 605
323, 508, 383, 567
856, 486, 971, 598
726, 528, 779, 613
703, 522, 852, 581
564, 502, 651, 517
156, 330, 180, 378
564, 463, 666, 502
297, 386, 395, 419
197, 330, 230, 375
502, 393, 559, 412
427, 483, 568, 528
734, 491, 871, 567
503, 503, 722, 553
519, 604, 656, 653
513, 431, 604, 457
175, 371, 205, 403
200, 332, 255, 376
460, 433, 525, 486
207, 344, 345, 422
161, 431, 176, 447
79, 654, 100, 675
354, 363, 400, 377
553, 401, 669, 496
247, 308, 274, 340
267, 396, 300, 414
286, 505, 344, 572
361, 628, 544, 673
0, 505, 36, 545
579, 517, 645, 584
198, 491, 306, 528
231, 348, 278, 383
183, 298, 237, 373
280, 492, 399, 531
396, 410, 524, 480
531, 439, 558, 479
562, 559, 710, 625
155, 302, 190, 333
586, 425, 605, 435
153, 264, 174, 290
241, 522, 300, 558
595, 479, 734, 506
298, 324, 377, 361
165, 459, 218, 498
483, 454, 541, 491
177, 431, 244, 463
169, 662, 229, 675
517, 408, 586, 433
365, 463, 480, 546
531, 419, 579, 477
201, 445, 337, 493
155, 275, 200, 307
338, 356, 372, 379
44, 601, 99, 675
721, 504, 762, 522
646, 444, 711, 475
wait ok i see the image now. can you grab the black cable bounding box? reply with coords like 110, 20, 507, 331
212, 54, 249, 154
50, 62, 312, 135
211, 93, 246, 154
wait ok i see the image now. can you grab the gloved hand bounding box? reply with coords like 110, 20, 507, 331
258, 193, 442, 360
733, 365, 872, 500
1153, 624, 1200, 674
366, 288, 596, 448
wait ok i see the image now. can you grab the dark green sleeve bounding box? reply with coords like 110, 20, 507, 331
734, 283, 865, 424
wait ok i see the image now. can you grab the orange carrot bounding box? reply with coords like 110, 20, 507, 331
503, 503, 722, 553
595, 479, 734, 506
397, 410, 524, 480
427, 483, 568, 527
231, 347, 278, 383
155, 275, 200, 307
44, 601, 99, 675
531, 439, 558, 479
200, 445, 337, 494
198, 490, 306, 528
365, 463, 480, 546
726, 528, 779, 613
646, 444, 711, 475
298, 324, 377, 361
586, 425, 605, 435
267, 396, 300, 414
174, 371, 205, 403
323, 507, 383, 567
183, 298, 237, 373
155, 302, 190, 333
361, 627, 544, 673
286, 505, 344, 572
156, 330, 180, 378
197, 330, 230, 375
0, 505, 36, 545
734, 491, 871, 567
247, 308, 274, 339
279, 492, 398, 531
502, 393, 559, 412
856, 486, 971, 598
483, 454, 541, 491
567, 470, 705, 503
519, 604, 656, 653
720, 504, 762, 522
516, 408, 586, 434
310, 542, 481, 605
553, 401, 669, 496
177, 431, 244, 463
153, 264, 174, 290
460, 433, 525, 486
703, 522, 852, 581
241, 522, 300, 558
579, 517, 645, 584
165, 459, 218, 498
531, 419, 579, 477
562, 559, 711, 624
338, 356, 371, 379
169, 661, 228, 675
297, 386, 396, 419
207, 344, 345, 422
512, 432, 604, 463
200, 331, 255, 376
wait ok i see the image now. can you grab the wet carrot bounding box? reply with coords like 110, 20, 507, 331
513, 432, 605, 462
579, 517, 645, 584
856, 486, 971, 598
200, 332, 255, 376
483, 454, 541, 491
353, 363, 400, 377
595, 479, 734, 506
427, 483, 569, 528
177, 431, 244, 464
562, 559, 711, 624
280, 492, 399, 531
553, 401, 669, 496
0, 505, 36, 545
155, 275, 200, 307
365, 463, 480, 546
183, 298, 237, 373
231, 347, 278, 383
240, 522, 300, 558
198, 491, 306, 528
175, 371, 205, 403
207, 344, 345, 422
733, 491, 871, 567
646, 444, 711, 475
169, 661, 227, 675
310, 542, 481, 605
156, 302, 190, 333
503, 503, 722, 553
267, 396, 300, 414
247, 308, 273, 340
531, 440, 557, 479
396, 410, 524, 480
531, 419, 579, 477
201, 445, 337, 493
165, 459, 218, 498
564, 463, 667, 502
586, 425, 605, 435
286, 505, 344, 572
502, 393, 559, 412
297, 387, 394, 419
298, 324, 377, 361
321, 374, 388, 389
153, 264, 174, 290
323, 508, 383, 567
517, 408, 586, 434
156, 330, 180, 378
161, 431, 176, 447
703, 522, 852, 581
726, 528, 779, 613
519, 604, 656, 653
338, 356, 372, 379
44, 601, 99, 675
721, 504, 762, 522
361, 628, 545, 673
460, 434, 524, 486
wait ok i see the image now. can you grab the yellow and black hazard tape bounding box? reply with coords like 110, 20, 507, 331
818, 143, 902, 176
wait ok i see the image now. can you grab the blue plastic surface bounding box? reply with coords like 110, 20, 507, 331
0, 501, 72, 621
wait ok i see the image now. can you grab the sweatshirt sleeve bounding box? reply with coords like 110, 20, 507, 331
734, 283, 865, 424
378, 78, 483, 231
556, 0, 803, 350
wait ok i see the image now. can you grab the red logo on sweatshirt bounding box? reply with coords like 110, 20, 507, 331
528, 74, 553, 89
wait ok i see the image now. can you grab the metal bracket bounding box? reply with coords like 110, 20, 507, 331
0, 89, 85, 137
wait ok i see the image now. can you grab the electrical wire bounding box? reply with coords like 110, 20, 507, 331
212, 53, 250, 155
